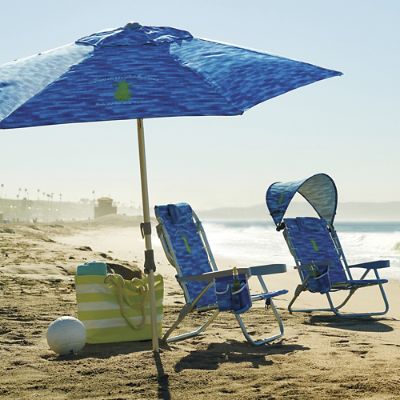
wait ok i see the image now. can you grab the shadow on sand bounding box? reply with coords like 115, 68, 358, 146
154, 351, 171, 400
46, 340, 309, 399
174, 340, 309, 372
306, 315, 395, 333
47, 340, 168, 361
47, 342, 173, 400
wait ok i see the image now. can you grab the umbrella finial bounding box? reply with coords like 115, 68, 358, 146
125, 22, 141, 30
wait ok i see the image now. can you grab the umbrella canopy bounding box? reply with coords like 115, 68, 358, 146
0, 23, 342, 351
0, 22, 341, 127
266, 173, 338, 226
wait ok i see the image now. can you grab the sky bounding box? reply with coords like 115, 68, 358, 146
0, 1, 399, 210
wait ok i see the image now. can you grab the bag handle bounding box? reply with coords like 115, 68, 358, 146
104, 274, 148, 330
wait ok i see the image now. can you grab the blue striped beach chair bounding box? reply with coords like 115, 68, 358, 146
266, 173, 390, 317
155, 203, 288, 345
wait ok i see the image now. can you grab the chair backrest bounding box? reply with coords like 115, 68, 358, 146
283, 217, 348, 286
155, 203, 217, 308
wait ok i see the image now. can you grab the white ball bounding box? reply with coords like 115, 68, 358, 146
47, 316, 86, 355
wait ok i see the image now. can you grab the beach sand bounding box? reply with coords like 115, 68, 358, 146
1, 218, 399, 399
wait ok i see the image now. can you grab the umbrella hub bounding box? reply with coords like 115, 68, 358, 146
75, 22, 193, 48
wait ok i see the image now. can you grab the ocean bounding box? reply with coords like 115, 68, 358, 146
202, 220, 400, 279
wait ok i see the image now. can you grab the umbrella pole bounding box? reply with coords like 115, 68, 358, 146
137, 118, 159, 352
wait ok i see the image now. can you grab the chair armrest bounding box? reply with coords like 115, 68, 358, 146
177, 267, 250, 283
348, 260, 390, 269
249, 264, 287, 276
178, 264, 287, 283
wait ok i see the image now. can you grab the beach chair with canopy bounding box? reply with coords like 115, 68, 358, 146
266, 173, 390, 317
155, 203, 288, 345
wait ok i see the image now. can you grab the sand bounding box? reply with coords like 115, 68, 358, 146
1, 219, 399, 399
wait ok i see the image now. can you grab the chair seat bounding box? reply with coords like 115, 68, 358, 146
331, 279, 388, 290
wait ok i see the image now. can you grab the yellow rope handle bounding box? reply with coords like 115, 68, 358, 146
104, 274, 148, 330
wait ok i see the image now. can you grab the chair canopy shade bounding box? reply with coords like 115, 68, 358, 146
0, 22, 342, 129
266, 173, 338, 226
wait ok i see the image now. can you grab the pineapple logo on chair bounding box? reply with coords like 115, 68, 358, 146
310, 239, 319, 252
114, 81, 132, 101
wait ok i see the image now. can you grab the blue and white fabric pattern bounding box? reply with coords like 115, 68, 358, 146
154, 203, 217, 308
0, 22, 342, 129
284, 217, 348, 291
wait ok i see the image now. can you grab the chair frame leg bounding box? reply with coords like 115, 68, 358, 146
327, 281, 389, 317
163, 307, 220, 343
163, 280, 220, 343
235, 298, 284, 346
235, 274, 285, 346
163, 276, 287, 345
288, 281, 389, 317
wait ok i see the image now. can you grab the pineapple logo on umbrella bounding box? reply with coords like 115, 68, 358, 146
114, 80, 132, 101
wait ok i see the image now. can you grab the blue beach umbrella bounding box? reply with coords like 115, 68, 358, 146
0, 22, 342, 351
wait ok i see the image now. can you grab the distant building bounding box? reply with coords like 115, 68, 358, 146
94, 197, 117, 218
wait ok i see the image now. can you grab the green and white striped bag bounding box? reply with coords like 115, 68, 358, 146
75, 261, 163, 344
